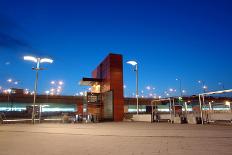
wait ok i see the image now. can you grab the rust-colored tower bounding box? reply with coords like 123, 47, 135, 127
92, 53, 124, 121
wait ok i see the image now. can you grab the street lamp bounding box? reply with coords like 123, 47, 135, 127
50, 80, 64, 95
7, 88, 11, 103
7, 78, 12, 83
198, 80, 207, 93
127, 60, 139, 115
218, 82, 225, 90
58, 81, 63, 85
51, 81, 55, 85
45, 90, 50, 101
176, 78, 182, 97
24, 56, 53, 124
182, 89, 186, 94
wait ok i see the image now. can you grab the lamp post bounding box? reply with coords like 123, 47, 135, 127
127, 60, 139, 115
45, 90, 50, 102
198, 80, 207, 93
218, 82, 225, 90
7, 88, 11, 103
176, 78, 182, 97
24, 56, 53, 124
123, 85, 127, 97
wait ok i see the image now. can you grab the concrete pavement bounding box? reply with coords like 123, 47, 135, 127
0, 122, 232, 155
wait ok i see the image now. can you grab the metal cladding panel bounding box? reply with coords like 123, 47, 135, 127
103, 91, 113, 120
109, 54, 124, 121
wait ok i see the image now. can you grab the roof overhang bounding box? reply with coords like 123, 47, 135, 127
79, 77, 102, 86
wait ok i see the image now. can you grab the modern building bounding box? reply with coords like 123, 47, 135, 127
79, 53, 124, 121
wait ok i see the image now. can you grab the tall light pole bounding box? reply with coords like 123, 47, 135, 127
198, 80, 207, 93
6, 88, 12, 102
127, 60, 139, 115
218, 82, 225, 90
176, 78, 182, 97
24, 56, 53, 124
45, 90, 50, 101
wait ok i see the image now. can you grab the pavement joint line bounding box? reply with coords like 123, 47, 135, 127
1, 125, 232, 131
0, 130, 232, 139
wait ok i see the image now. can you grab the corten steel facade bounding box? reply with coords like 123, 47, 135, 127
92, 53, 124, 121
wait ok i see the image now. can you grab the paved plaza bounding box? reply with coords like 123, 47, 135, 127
0, 122, 232, 155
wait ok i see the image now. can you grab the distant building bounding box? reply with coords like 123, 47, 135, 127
10, 88, 24, 95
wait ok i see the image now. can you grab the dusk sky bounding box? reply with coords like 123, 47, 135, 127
0, 0, 232, 97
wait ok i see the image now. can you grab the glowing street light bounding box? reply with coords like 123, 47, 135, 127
6, 78, 20, 88
44, 90, 50, 104
58, 81, 63, 85
24, 55, 53, 124
146, 86, 151, 90
50, 80, 64, 95
176, 78, 183, 97
79, 91, 84, 96
14, 81, 18, 85
7, 88, 11, 93
7, 78, 12, 83
198, 80, 207, 93
24, 89, 29, 95
169, 88, 176, 93
40, 58, 53, 63
45, 90, 50, 95
127, 60, 139, 114
203, 85, 207, 90
127, 60, 137, 66
218, 82, 225, 90
75, 93, 79, 96
6, 88, 12, 102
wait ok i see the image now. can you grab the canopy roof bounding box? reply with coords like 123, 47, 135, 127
79, 77, 102, 86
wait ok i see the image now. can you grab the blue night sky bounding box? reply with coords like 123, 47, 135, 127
0, 0, 232, 97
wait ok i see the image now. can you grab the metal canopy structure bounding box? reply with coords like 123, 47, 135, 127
198, 89, 232, 124
79, 77, 102, 86
151, 98, 174, 122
